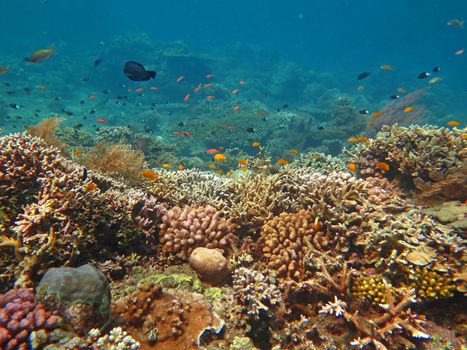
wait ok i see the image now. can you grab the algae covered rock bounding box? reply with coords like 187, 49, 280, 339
189, 247, 230, 285
36, 264, 111, 334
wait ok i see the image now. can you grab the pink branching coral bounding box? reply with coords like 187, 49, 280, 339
0, 288, 61, 350
159, 205, 236, 260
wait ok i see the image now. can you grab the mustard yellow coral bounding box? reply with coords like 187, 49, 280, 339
352, 275, 387, 304
407, 267, 456, 301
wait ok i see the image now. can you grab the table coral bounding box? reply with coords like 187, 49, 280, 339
160, 205, 236, 261
0, 288, 61, 350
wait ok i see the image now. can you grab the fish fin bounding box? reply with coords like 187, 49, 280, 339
149, 71, 156, 79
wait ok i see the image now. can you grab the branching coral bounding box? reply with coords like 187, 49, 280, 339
349, 124, 466, 196
261, 210, 330, 280
0, 133, 155, 288
404, 266, 456, 301
232, 267, 282, 319
160, 205, 236, 260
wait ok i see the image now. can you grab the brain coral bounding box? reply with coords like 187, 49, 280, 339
159, 205, 236, 260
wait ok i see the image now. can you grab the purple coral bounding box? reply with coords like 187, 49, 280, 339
0, 288, 61, 350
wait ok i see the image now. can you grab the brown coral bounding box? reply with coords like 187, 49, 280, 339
261, 210, 328, 280
159, 205, 236, 261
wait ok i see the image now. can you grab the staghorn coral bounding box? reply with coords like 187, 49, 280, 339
232, 267, 282, 319
349, 124, 466, 196
227, 173, 288, 229
85, 142, 146, 184
0, 288, 61, 350
159, 205, 236, 261
147, 169, 233, 210
261, 210, 328, 280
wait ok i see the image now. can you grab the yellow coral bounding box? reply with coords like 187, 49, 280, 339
352, 275, 387, 304
407, 266, 456, 301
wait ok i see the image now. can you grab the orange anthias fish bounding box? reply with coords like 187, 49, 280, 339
251, 141, 261, 147
371, 112, 382, 118
455, 48, 465, 55
239, 80, 247, 85
141, 169, 158, 181
176, 76, 184, 83
357, 135, 368, 142
290, 148, 299, 155
232, 88, 239, 94
206, 74, 215, 79
375, 162, 390, 171
162, 163, 172, 169
207, 95, 216, 99
207, 148, 220, 154
232, 105, 241, 111
347, 137, 358, 143
27, 48, 54, 63
74, 149, 84, 156
238, 158, 248, 166
204, 83, 213, 88
150, 86, 158, 91
184, 94, 191, 103
447, 120, 460, 127
347, 162, 358, 171
277, 159, 288, 166
95, 118, 108, 123
89, 94, 96, 100
178, 163, 185, 171
85, 182, 98, 192
213, 154, 227, 162
403, 106, 415, 113
135, 87, 144, 93
208, 163, 216, 169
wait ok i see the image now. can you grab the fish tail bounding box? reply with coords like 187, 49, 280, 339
149, 71, 156, 79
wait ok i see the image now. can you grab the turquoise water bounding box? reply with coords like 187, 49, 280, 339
0, 0, 466, 156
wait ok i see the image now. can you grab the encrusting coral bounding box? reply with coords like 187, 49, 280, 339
159, 204, 236, 261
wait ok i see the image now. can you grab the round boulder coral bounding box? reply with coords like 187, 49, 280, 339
189, 247, 230, 285
36, 264, 111, 335
160, 205, 236, 260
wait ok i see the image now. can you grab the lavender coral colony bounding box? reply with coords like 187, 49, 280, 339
0, 121, 465, 349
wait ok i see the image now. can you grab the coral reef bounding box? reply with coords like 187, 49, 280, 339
350, 124, 466, 197
0, 288, 61, 350
405, 266, 457, 301
0, 133, 148, 289
160, 205, 236, 261
351, 275, 388, 304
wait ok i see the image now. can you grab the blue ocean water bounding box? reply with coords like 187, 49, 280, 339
0, 0, 466, 136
